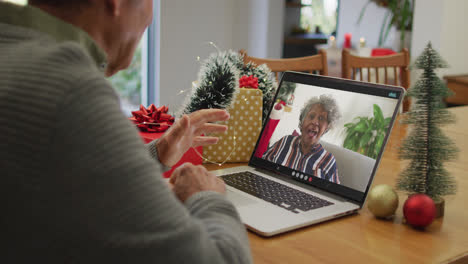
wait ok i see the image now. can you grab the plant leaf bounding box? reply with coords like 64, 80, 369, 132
344, 122, 355, 129
373, 104, 384, 128
344, 132, 358, 151
343, 137, 354, 150
367, 141, 376, 158
353, 132, 363, 151
401, 0, 411, 30
384, 117, 392, 127
354, 119, 368, 132
383, 14, 394, 47
357, 1, 372, 25
378, 10, 392, 46
365, 118, 372, 132
375, 132, 385, 152
359, 131, 373, 148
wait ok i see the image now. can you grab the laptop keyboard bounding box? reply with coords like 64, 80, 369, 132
221, 171, 334, 214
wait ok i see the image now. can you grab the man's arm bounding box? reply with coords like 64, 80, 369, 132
146, 140, 171, 171
145, 108, 229, 169
50, 73, 252, 263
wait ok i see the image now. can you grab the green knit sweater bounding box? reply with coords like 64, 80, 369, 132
0, 2, 251, 263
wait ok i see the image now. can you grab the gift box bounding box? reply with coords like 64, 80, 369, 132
204, 88, 263, 163
139, 131, 203, 178
130, 104, 202, 178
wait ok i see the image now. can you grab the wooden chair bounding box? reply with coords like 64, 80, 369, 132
341, 48, 410, 111
239, 49, 328, 81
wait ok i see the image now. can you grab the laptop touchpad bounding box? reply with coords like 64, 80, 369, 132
226, 189, 258, 207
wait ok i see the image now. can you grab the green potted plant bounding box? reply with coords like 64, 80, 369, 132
343, 104, 391, 159
357, 0, 414, 50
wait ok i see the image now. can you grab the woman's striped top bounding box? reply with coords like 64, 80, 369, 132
263, 135, 340, 184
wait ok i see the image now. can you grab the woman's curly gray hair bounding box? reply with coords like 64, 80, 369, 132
299, 94, 341, 130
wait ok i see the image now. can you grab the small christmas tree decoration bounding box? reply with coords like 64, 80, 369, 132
181, 50, 277, 124
403, 193, 436, 228
367, 184, 399, 219
182, 51, 240, 115
396, 42, 458, 217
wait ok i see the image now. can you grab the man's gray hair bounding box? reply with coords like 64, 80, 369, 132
299, 94, 341, 130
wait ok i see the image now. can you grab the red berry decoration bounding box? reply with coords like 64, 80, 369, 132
274, 103, 283, 110
403, 194, 436, 228
239, 75, 259, 89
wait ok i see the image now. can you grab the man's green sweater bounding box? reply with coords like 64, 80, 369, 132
0, 2, 251, 263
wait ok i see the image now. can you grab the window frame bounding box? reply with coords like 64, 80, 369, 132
144, 0, 161, 106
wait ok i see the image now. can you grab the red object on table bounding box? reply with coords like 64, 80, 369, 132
403, 193, 436, 228
130, 104, 174, 133
344, 33, 352, 49
371, 48, 396, 57
139, 131, 203, 178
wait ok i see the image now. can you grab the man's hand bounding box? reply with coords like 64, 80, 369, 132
156, 109, 229, 167
170, 163, 226, 202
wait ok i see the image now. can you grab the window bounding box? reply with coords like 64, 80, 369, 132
109, 41, 145, 116
109, 0, 160, 116
4, 0, 27, 5
300, 0, 339, 35
11, 0, 160, 115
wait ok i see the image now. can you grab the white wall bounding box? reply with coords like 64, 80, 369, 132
336, 0, 397, 49
245, 0, 270, 57
410, 0, 443, 57
410, 0, 468, 83
266, 1, 285, 59
159, 0, 468, 113
159, 0, 236, 113
440, 0, 468, 76
159, 0, 284, 113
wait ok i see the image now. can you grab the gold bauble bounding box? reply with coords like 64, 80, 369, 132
367, 184, 399, 218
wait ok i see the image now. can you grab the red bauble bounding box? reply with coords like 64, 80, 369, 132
403, 194, 436, 228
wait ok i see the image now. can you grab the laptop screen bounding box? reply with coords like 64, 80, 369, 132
250, 72, 404, 204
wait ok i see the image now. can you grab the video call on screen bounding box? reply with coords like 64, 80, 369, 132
255, 81, 399, 192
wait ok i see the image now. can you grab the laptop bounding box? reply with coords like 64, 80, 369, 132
212, 71, 404, 236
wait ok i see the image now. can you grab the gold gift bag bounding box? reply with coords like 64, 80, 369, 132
204, 88, 263, 163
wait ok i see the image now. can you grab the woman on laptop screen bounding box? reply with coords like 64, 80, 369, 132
262, 94, 341, 184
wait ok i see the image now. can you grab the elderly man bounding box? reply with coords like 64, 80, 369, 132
0, 0, 252, 263
263, 94, 341, 184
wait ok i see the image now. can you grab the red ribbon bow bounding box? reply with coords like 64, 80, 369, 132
130, 104, 175, 132
239, 75, 259, 89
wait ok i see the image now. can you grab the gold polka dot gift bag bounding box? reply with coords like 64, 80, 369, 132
204, 88, 263, 163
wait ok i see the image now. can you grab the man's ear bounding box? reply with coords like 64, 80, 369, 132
105, 0, 122, 17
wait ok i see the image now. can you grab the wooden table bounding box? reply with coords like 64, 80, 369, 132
205, 106, 468, 264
